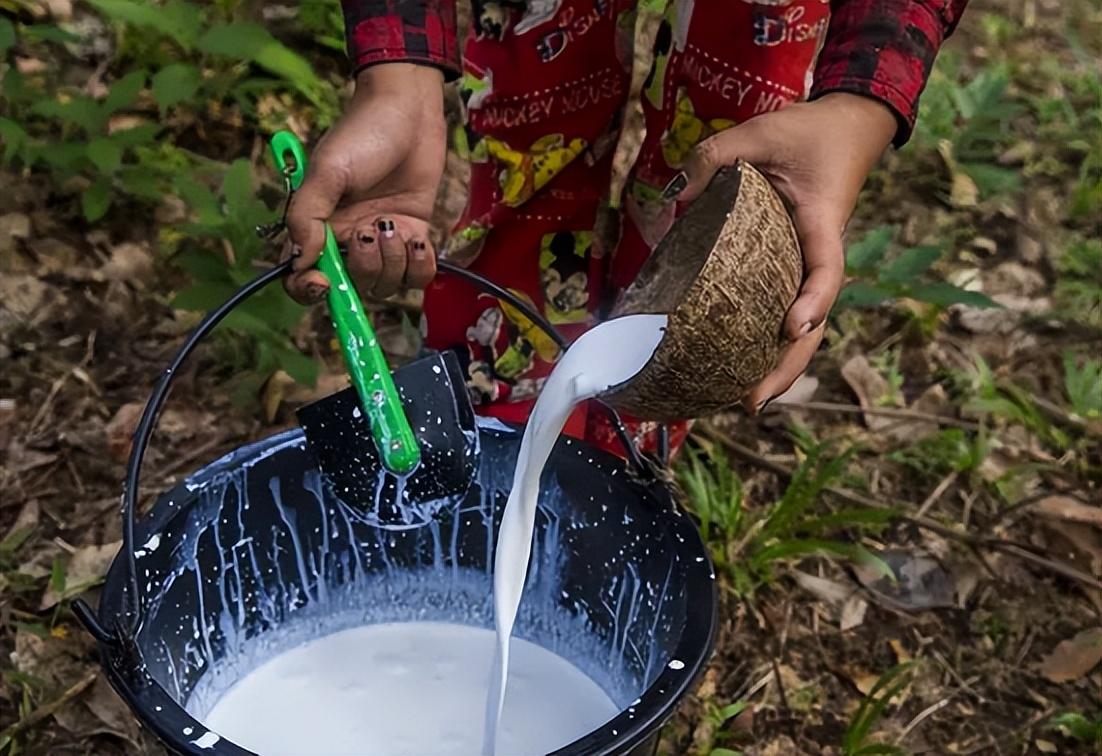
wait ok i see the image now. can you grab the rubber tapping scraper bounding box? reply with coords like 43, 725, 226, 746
268, 131, 479, 524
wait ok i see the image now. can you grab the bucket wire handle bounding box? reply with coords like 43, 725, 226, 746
113, 259, 296, 638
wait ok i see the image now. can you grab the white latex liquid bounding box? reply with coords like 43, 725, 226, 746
485, 314, 668, 754
203, 621, 618, 755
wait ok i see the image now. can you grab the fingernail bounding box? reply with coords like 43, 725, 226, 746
754, 398, 774, 416
359, 233, 375, 245
661, 172, 688, 201
307, 283, 327, 301
290, 244, 303, 259
412, 240, 427, 255
797, 321, 813, 338
377, 219, 396, 239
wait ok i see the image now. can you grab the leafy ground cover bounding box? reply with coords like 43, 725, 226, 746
1, 0, 1099, 753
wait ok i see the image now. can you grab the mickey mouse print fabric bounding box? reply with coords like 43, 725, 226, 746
339, 0, 966, 458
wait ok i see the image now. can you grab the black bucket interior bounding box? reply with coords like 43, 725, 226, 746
91, 420, 716, 755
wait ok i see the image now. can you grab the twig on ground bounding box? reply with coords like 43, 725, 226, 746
771, 400, 983, 431
916, 471, 959, 519
0, 669, 97, 742
897, 695, 954, 744
930, 648, 986, 703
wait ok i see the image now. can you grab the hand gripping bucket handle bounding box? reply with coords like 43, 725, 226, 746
72, 258, 668, 645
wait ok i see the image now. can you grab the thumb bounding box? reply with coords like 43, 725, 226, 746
286, 163, 345, 270
783, 206, 846, 340
669, 120, 772, 203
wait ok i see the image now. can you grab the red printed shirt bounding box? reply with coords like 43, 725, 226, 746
340, 0, 969, 145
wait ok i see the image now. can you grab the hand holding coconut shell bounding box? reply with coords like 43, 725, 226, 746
605, 162, 802, 421
666, 92, 898, 414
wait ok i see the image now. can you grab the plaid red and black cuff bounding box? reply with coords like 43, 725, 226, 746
810, 0, 969, 146
341, 0, 460, 81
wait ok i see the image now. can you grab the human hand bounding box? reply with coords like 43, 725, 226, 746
672, 93, 897, 413
284, 63, 447, 303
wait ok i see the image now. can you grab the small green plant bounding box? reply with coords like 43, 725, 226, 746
912, 54, 1024, 198
1, 3, 338, 220
834, 226, 998, 314
701, 699, 751, 756
842, 663, 916, 756
889, 427, 990, 480
679, 446, 746, 547
1048, 712, 1102, 746
1054, 237, 1102, 329
1064, 352, 1102, 421
1029, 40, 1102, 221
957, 355, 1072, 450
870, 350, 906, 408
0, 1, 344, 401
677, 440, 895, 597
169, 159, 318, 400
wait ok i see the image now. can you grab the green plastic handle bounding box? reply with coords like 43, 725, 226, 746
269, 130, 307, 191
316, 226, 421, 474
268, 130, 420, 475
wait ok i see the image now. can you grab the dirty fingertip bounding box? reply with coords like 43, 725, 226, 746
288, 269, 329, 304
351, 226, 378, 253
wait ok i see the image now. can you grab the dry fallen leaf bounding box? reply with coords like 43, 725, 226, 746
104, 402, 144, 463
854, 550, 956, 612
840, 595, 868, 632
889, 638, 913, 664
41, 540, 121, 609
1032, 495, 1102, 529
791, 569, 854, 604
840, 356, 940, 443
841, 355, 893, 430
0, 211, 32, 256
939, 139, 979, 208
81, 673, 143, 747
3, 440, 59, 474
286, 370, 350, 405
99, 241, 154, 285
950, 172, 980, 208
47, 0, 74, 19
1039, 518, 1102, 579
261, 369, 297, 423
3, 498, 40, 543
773, 374, 820, 406
1038, 627, 1102, 683
0, 274, 55, 322
12, 627, 91, 689
746, 735, 813, 756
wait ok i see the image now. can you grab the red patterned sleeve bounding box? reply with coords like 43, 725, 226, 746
810, 0, 970, 146
340, 0, 460, 81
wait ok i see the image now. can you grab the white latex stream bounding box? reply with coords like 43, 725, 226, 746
484, 313, 668, 754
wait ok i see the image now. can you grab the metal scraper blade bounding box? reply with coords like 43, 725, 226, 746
297, 350, 478, 526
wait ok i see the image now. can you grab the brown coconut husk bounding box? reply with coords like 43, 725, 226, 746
603, 160, 803, 421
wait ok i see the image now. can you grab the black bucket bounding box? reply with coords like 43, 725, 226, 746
74, 261, 718, 755
80, 424, 716, 755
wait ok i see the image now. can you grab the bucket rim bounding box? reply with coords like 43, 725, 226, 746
90, 423, 718, 756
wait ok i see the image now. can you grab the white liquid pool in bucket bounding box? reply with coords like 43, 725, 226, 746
201, 621, 617, 755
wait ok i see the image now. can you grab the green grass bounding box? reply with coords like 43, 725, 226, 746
677, 438, 895, 597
